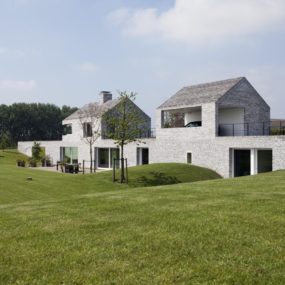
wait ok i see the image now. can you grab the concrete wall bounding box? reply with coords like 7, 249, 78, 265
62, 118, 87, 143
18, 141, 63, 164
18, 134, 285, 178
146, 135, 285, 178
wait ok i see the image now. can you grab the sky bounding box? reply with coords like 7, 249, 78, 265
1, 0, 285, 121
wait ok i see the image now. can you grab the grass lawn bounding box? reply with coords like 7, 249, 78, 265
0, 150, 285, 284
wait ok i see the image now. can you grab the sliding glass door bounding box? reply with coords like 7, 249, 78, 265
60, 147, 78, 164
96, 147, 120, 168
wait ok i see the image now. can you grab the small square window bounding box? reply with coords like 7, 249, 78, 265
63, 124, 72, 135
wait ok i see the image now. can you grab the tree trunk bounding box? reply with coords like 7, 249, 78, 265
120, 143, 125, 183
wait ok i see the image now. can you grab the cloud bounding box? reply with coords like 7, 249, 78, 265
0, 80, 37, 93
79, 62, 98, 73
109, 0, 285, 45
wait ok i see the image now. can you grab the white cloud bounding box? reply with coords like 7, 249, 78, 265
0, 80, 37, 93
79, 62, 98, 73
109, 0, 285, 45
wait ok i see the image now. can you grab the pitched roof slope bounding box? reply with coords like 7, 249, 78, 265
158, 77, 244, 109
64, 98, 120, 120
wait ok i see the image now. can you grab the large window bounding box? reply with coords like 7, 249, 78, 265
97, 147, 120, 168
60, 147, 78, 164
162, 106, 202, 128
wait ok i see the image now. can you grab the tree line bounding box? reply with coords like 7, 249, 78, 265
0, 103, 78, 147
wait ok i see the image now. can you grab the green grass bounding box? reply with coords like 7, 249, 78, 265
0, 150, 285, 284
116, 163, 221, 187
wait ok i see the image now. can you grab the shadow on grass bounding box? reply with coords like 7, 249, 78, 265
132, 171, 181, 187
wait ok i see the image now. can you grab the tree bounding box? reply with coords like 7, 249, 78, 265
32, 142, 42, 161
103, 91, 147, 183
78, 103, 102, 172
0, 131, 10, 151
61, 105, 78, 121
0, 103, 78, 145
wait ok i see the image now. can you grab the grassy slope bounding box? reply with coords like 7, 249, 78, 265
0, 150, 285, 284
0, 151, 221, 205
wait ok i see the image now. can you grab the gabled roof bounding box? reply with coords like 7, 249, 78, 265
158, 77, 245, 109
63, 98, 120, 121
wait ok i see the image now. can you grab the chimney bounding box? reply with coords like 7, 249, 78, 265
99, 91, 112, 104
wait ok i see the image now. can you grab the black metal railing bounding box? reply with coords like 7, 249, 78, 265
102, 128, 156, 139
218, 121, 285, 137
136, 129, 156, 139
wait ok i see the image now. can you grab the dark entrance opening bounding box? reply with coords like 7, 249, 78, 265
187, 152, 192, 164
234, 149, 251, 177
258, 150, 272, 173
141, 148, 149, 165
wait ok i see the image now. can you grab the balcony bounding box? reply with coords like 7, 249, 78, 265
102, 128, 156, 139
162, 106, 202, 129
218, 121, 285, 137
136, 129, 156, 139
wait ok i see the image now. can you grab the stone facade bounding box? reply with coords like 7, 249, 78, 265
18, 77, 285, 178
217, 78, 270, 136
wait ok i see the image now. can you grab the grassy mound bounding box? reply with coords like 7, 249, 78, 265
1, 150, 285, 284
111, 163, 221, 187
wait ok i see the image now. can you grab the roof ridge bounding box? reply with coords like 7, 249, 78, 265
182, 77, 244, 90
63, 98, 120, 120
157, 77, 247, 109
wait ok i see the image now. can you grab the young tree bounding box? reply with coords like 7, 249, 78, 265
78, 103, 102, 172
0, 131, 10, 152
103, 91, 148, 183
32, 141, 42, 161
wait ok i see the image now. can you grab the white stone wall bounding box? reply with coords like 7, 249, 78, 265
146, 135, 285, 178
18, 141, 63, 164
62, 118, 101, 143
157, 102, 217, 139
18, 134, 285, 178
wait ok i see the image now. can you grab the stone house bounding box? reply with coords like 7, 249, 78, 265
18, 77, 285, 178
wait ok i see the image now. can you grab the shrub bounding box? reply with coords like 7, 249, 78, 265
28, 157, 37, 167
41, 155, 52, 167
16, 159, 26, 167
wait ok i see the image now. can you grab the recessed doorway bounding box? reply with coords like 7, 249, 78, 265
137, 148, 149, 165
234, 149, 251, 177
